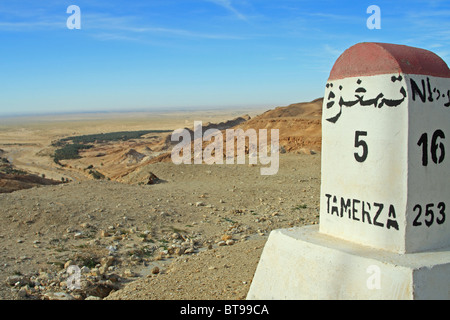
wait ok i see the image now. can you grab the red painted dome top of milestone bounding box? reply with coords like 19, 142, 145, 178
328, 42, 450, 80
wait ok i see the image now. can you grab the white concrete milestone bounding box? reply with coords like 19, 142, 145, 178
247, 42, 450, 300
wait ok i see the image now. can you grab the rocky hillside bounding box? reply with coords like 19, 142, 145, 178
234, 98, 323, 153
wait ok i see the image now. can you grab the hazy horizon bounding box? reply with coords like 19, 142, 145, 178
0, 101, 275, 119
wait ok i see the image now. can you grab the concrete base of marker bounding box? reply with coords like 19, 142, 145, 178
247, 225, 450, 300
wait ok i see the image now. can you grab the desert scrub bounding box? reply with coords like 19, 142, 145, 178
53, 143, 93, 163
89, 170, 105, 180
0, 166, 27, 175
51, 130, 170, 164
56, 130, 171, 145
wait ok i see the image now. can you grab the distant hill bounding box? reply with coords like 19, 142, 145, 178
233, 98, 323, 153
255, 98, 323, 120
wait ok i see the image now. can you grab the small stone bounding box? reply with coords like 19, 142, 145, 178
84, 281, 117, 299
101, 256, 115, 268
226, 239, 235, 246
99, 230, 110, 237
64, 260, 74, 269
195, 202, 205, 207
80, 222, 91, 228
106, 273, 121, 283
5, 275, 25, 287
80, 266, 90, 274
106, 245, 117, 254
151, 266, 160, 274
43, 292, 75, 300
129, 227, 138, 233
184, 248, 195, 254
89, 268, 100, 277
171, 232, 181, 239
154, 252, 164, 261
17, 286, 29, 298
123, 269, 137, 278
221, 235, 232, 241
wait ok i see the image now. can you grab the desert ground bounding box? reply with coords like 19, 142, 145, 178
0, 101, 322, 300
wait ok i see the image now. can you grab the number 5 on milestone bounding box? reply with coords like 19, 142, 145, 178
354, 131, 368, 162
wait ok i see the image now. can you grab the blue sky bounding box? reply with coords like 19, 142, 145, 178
0, 0, 449, 116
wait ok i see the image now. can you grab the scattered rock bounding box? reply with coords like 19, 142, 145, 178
122, 269, 137, 278
101, 256, 115, 268
171, 232, 181, 239
5, 275, 27, 287
221, 235, 232, 241
80, 266, 90, 274
84, 281, 117, 299
151, 267, 160, 275
174, 247, 185, 256
17, 286, 29, 298
100, 230, 110, 237
147, 172, 161, 185
226, 239, 235, 246
43, 292, 76, 301
80, 222, 92, 229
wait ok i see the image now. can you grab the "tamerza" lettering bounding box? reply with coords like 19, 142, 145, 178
324, 193, 399, 231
